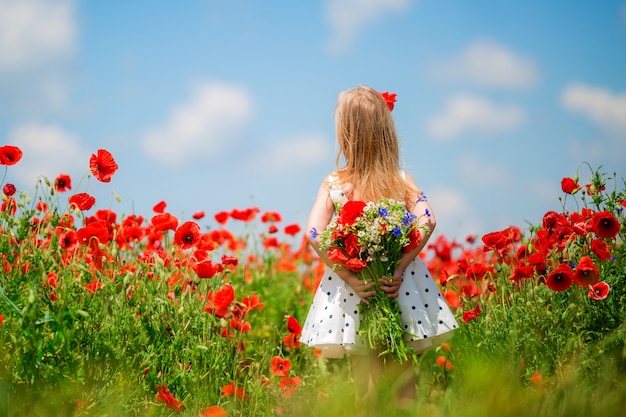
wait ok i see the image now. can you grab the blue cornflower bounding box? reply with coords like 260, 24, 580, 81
425, 208, 431, 217
417, 192, 428, 203
309, 227, 317, 240
393, 227, 402, 237
403, 212, 417, 226
378, 207, 389, 217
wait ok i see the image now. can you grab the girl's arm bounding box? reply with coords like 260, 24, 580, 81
379, 171, 437, 298
306, 180, 377, 303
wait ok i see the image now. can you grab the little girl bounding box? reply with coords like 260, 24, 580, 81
300, 85, 459, 404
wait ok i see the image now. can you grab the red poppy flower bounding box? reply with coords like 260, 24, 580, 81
508, 264, 534, 282
346, 257, 367, 272
1, 197, 16, 216
328, 248, 349, 265
589, 211, 621, 239
2, 183, 16, 196
85, 279, 104, 293
76, 222, 110, 246
284, 223, 301, 236
68, 193, 96, 211
585, 183, 605, 195
268, 224, 278, 234
242, 294, 264, 312
402, 228, 422, 253
530, 371, 543, 387
573, 256, 599, 287
47, 272, 59, 288
0, 145, 23, 165
193, 259, 220, 279
205, 284, 235, 318
436, 355, 453, 370
214, 211, 230, 225
261, 211, 282, 222
444, 289, 461, 309
0, 314, 4, 326
95, 208, 117, 225
153, 200, 167, 213
221, 254, 238, 266
379, 91, 397, 111
151, 213, 179, 232
286, 316, 302, 334
465, 262, 493, 280
344, 233, 361, 257
230, 207, 259, 222
89, 149, 119, 183
283, 333, 302, 349
174, 221, 201, 249
270, 356, 292, 376
481, 227, 516, 255
588, 281, 610, 300
462, 304, 481, 323
59, 230, 78, 251
54, 174, 72, 192
560, 177, 581, 194
590, 238, 612, 261
338, 200, 366, 225
279, 376, 301, 397
221, 382, 247, 398
192, 210, 205, 220
199, 406, 227, 417
545, 263, 574, 292
263, 236, 280, 249
155, 384, 184, 412
229, 318, 252, 332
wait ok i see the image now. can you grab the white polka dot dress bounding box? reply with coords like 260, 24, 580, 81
300, 257, 459, 358
299, 173, 459, 359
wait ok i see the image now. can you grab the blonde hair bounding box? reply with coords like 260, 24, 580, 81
333, 85, 417, 204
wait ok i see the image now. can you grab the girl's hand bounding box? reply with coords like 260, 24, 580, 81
344, 275, 377, 304
379, 269, 403, 298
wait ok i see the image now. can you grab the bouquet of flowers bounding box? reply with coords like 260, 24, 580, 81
317, 198, 422, 362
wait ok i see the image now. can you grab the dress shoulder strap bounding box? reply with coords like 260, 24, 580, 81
326, 172, 347, 205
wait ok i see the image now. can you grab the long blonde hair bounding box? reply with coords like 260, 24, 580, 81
333, 85, 416, 204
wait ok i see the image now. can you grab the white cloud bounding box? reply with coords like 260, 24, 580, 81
0, 0, 76, 72
457, 155, 509, 186
426, 95, 525, 140
250, 133, 333, 175
0, 0, 76, 115
561, 83, 626, 134
141, 82, 254, 166
426, 187, 482, 240
325, 0, 411, 54
429, 40, 539, 89
7, 123, 89, 188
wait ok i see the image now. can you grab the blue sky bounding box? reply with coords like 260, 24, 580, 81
1, 0, 625, 241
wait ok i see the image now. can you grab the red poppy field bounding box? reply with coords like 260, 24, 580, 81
1, 147, 626, 417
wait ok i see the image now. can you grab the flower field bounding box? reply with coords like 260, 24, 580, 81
1, 147, 625, 417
